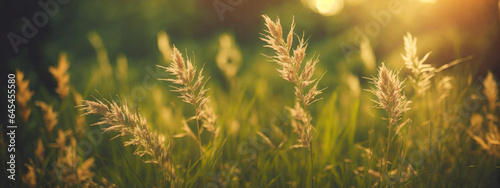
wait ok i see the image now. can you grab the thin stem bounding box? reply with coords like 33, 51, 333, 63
309, 140, 314, 188
188, 82, 204, 157
426, 96, 433, 187
385, 121, 393, 185
194, 104, 204, 157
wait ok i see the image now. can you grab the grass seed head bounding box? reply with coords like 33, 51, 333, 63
79, 98, 176, 179
368, 63, 411, 127
49, 53, 71, 99
401, 32, 434, 96
16, 69, 34, 122
483, 71, 498, 112
36, 101, 58, 136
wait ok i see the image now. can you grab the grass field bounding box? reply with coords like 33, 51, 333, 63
2, 0, 500, 187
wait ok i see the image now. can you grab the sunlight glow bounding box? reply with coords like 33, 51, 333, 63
315, 0, 344, 16
419, 0, 437, 4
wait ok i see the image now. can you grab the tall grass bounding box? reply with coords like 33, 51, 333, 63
261, 15, 325, 187
6, 15, 499, 188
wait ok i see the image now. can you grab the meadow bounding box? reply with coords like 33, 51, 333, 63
2, 0, 500, 187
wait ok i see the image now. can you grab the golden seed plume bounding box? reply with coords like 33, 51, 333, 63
35, 101, 58, 136
287, 102, 313, 148
437, 76, 453, 103
158, 46, 218, 137
216, 33, 242, 79
88, 31, 113, 86
360, 36, 376, 73
54, 130, 95, 185
483, 71, 498, 112
261, 15, 324, 107
49, 53, 71, 99
16, 69, 34, 122
367, 63, 411, 127
401, 32, 434, 96
158, 46, 210, 113
79, 98, 176, 179
116, 53, 129, 91
261, 15, 324, 148
466, 71, 500, 156
200, 105, 218, 136
35, 139, 44, 162
467, 113, 500, 157
51, 129, 73, 150
22, 159, 37, 188
82, 177, 118, 187
158, 31, 173, 63
73, 91, 86, 136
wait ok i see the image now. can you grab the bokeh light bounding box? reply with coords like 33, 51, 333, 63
303, 0, 344, 16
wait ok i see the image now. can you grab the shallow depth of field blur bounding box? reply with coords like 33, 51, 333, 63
2, 0, 500, 187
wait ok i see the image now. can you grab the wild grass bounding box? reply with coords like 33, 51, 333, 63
157, 46, 219, 155
15, 69, 34, 123
79, 98, 175, 186
366, 63, 411, 185
5, 15, 499, 188
261, 15, 326, 187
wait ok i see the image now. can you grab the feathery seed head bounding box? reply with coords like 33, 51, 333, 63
262, 15, 284, 46
80, 99, 109, 116
401, 33, 434, 96
158, 31, 172, 62
49, 53, 71, 99
437, 76, 453, 103
159, 46, 213, 127
22, 159, 37, 188
368, 63, 411, 126
35, 139, 44, 162
216, 33, 242, 79
261, 15, 324, 148
54, 130, 95, 185
261, 15, 323, 108
79, 97, 176, 178
467, 112, 500, 157
483, 71, 498, 112
16, 69, 34, 122
287, 102, 312, 148
36, 101, 58, 136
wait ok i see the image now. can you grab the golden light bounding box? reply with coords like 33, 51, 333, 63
315, 0, 344, 16
302, 0, 344, 16
419, 0, 437, 4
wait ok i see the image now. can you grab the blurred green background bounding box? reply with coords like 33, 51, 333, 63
1, 0, 500, 186
3, 0, 499, 78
